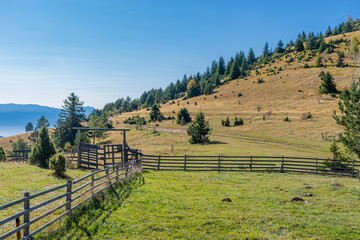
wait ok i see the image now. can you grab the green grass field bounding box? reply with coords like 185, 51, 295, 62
0, 162, 89, 238
45, 170, 360, 239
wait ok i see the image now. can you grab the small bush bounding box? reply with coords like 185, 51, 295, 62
221, 117, 230, 127
283, 116, 290, 122
237, 93, 242, 97
257, 78, 265, 83
234, 117, 243, 126
214, 95, 217, 98
303, 63, 310, 68
49, 154, 66, 177
302, 112, 313, 120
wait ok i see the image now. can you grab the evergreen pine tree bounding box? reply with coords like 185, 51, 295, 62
275, 40, 284, 53
294, 39, 304, 52
333, 78, 360, 158
306, 32, 317, 50
215, 57, 225, 76
336, 52, 345, 67
229, 59, 240, 80
320, 72, 337, 94
29, 126, 56, 168
53, 93, 86, 148
36, 116, 50, 130
324, 26, 332, 37
314, 56, 323, 68
262, 42, 270, 56
176, 108, 191, 125
149, 104, 163, 122
247, 48, 256, 66
0, 146, 6, 161
25, 122, 34, 133
225, 57, 234, 76
187, 112, 211, 144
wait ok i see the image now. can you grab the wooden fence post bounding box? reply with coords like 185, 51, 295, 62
125, 163, 129, 178
106, 168, 110, 186
352, 161, 355, 177
157, 155, 161, 171
316, 157, 318, 174
280, 155, 284, 173
184, 155, 187, 171
218, 155, 221, 173
250, 155, 252, 172
16, 217, 21, 240
77, 129, 81, 168
104, 146, 107, 168
96, 147, 99, 169
66, 179, 72, 211
116, 165, 119, 181
91, 170, 95, 196
23, 192, 30, 238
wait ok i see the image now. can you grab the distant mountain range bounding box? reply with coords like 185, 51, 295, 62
0, 104, 94, 137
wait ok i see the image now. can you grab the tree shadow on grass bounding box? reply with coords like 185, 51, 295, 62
208, 140, 227, 145
39, 173, 145, 239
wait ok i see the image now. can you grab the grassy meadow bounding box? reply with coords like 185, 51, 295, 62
45, 171, 360, 239
0, 162, 89, 238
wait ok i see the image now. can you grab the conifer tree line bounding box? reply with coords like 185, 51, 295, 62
95, 18, 360, 116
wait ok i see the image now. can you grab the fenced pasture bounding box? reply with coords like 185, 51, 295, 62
142, 154, 360, 178
45, 171, 360, 239
0, 159, 142, 240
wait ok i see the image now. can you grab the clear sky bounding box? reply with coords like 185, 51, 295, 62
0, 0, 359, 109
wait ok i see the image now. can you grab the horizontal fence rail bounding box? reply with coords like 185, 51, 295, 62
142, 154, 360, 178
0, 158, 142, 240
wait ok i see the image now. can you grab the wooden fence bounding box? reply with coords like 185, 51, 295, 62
6, 150, 31, 162
142, 155, 360, 178
0, 158, 142, 240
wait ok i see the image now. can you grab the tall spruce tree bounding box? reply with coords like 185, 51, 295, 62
319, 72, 337, 94
29, 126, 56, 168
247, 48, 256, 66
262, 42, 270, 57
187, 112, 211, 144
294, 38, 304, 52
53, 93, 86, 148
25, 122, 34, 133
229, 59, 240, 80
333, 78, 360, 158
275, 40, 284, 53
215, 57, 225, 76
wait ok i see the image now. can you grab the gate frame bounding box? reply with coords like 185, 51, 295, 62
73, 127, 130, 168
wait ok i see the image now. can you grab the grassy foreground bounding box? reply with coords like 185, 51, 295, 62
0, 162, 89, 237
47, 171, 360, 239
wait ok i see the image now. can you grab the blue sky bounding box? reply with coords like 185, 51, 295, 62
0, 0, 359, 108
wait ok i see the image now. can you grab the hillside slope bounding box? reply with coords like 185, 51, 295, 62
107, 31, 360, 157
1, 31, 359, 158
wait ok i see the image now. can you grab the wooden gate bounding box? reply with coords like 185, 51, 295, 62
78, 143, 124, 169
